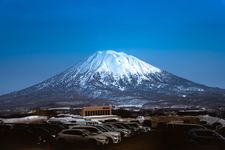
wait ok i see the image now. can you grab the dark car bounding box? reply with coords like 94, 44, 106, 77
167, 123, 206, 135
187, 129, 225, 145
126, 122, 151, 133
31, 124, 61, 137
163, 123, 207, 145
28, 126, 55, 145
110, 122, 139, 135
14, 124, 55, 145
0, 124, 42, 149
217, 126, 225, 137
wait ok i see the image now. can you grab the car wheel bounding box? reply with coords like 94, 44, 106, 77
88, 139, 97, 146
56, 139, 66, 148
108, 138, 113, 144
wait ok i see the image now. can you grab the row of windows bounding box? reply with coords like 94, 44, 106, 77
84, 110, 111, 116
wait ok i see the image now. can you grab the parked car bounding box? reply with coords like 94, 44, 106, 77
167, 123, 206, 131
104, 123, 132, 137
33, 124, 60, 137
126, 122, 151, 133
165, 123, 207, 143
187, 129, 225, 145
48, 117, 78, 126
71, 126, 121, 144
13, 124, 55, 145
102, 124, 131, 138
109, 122, 139, 135
0, 124, 45, 149
216, 126, 225, 137
56, 129, 109, 146
28, 125, 56, 144
167, 123, 206, 135
45, 123, 66, 132
106, 123, 133, 135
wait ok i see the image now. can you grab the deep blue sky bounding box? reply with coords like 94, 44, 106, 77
0, 0, 225, 95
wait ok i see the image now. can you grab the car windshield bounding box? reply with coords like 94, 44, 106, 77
73, 127, 100, 134
84, 130, 98, 136
113, 124, 126, 129
196, 131, 220, 137
96, 126, 108, 132
102, 126, 114, 132
120, 123, 131, 129
128, 124, 139, 128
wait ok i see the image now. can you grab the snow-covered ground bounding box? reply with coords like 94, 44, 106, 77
1, 116, 48, 124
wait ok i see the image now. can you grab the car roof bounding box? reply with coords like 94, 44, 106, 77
63, 129, 88, 132
189, 128, 212, 132
73, 125, 97, 128
168, 123, 200, 125
168, 123, 205, 127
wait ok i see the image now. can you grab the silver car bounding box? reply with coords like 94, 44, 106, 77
71, 126, 121, 144
104, 123, 132, 137
56, 129, 109, 146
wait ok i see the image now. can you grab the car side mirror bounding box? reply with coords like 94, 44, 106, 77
82, 133, 87, 137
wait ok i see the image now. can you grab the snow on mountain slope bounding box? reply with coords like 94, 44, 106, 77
59, 50, 161, 85
1, 50, 225, 110
34, 50, 207, 96
76, 50, 161, 77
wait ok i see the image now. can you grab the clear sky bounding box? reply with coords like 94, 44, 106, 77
0, 0, 225, 95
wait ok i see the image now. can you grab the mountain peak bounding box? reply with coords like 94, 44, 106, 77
97, 50, 122, 54
96, 50, 127, 57
76, 50, 161, 78
2, 50, 224, 111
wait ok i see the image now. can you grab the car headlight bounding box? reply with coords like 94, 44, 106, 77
113, 135, 119, 138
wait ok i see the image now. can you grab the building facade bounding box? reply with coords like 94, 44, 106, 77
80, 106, 112, 116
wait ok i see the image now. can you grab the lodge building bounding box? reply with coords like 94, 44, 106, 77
80, 106, 112, 116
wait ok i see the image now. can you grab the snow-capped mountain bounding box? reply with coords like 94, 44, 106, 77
38, 50, 162, 91
0, 50, 225, 110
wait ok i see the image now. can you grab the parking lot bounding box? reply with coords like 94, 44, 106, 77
1, 114, 225, 150
55, 131, 225, 150
3, 129, 225, 150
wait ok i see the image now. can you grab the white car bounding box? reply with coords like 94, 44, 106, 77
48, 117, 79, 125
71, 126, 121, 144
56, 129, 109, 146
48, 117, 101, 126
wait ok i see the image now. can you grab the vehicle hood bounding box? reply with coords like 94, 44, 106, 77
102, 132, 120, 136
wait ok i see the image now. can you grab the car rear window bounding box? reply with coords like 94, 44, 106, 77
63, 130, 82, 135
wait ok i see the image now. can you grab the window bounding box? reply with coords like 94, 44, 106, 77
63, 130, 82, 135
74, 127, 99, 133
196, 131, 219, 137
96, 126, 108, 132
87, 128, 99, 133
